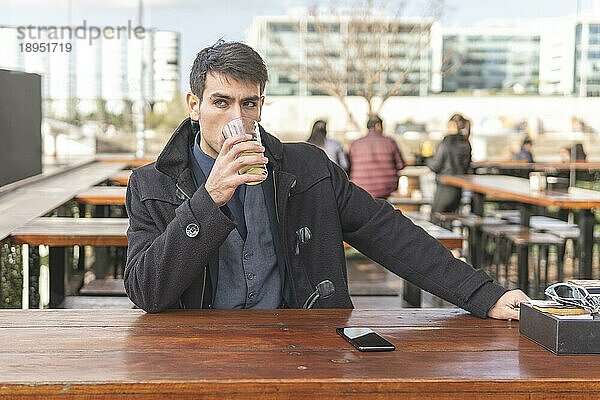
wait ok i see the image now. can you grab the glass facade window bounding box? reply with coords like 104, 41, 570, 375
574, 23, 600, 96
442, 33, 540, 93
251, 15, 600, 97
257, 16, 432, 96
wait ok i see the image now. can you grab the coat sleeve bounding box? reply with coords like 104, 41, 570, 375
426, 139, 447, 174
124, 171, 235, 313
329, 161, 506, 318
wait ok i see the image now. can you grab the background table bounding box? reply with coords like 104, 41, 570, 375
472, 161, 600, 171
107, 170, 132, 186
75, 186, 127, 206
2, 309, 600, 399
10, 217, 129, 247
440, 174, 600, 282
10, 217, 129, 308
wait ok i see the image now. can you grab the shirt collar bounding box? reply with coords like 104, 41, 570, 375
192, 131, 215, 178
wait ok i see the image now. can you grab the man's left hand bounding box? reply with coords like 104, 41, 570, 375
487, 289, 530, 320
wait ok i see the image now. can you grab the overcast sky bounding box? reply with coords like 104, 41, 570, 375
1, 0, 595, 91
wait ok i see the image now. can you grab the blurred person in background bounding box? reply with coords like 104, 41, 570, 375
560, 144, 587, 163
427, 113, 472, 222
512, 137, 534, 163
348, 115, 405, 198
306, 120, 348, 172
450, 112, 471, 140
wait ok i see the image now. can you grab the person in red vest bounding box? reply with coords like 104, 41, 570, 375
348, 115, 405, 198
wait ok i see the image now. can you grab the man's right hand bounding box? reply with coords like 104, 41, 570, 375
204, 134, 268, 207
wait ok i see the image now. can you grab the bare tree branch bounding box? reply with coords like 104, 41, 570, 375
267, 0, 454, 132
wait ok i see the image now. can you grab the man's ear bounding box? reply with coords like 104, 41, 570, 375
257, 95, 265, 122
185, 92, 200, 120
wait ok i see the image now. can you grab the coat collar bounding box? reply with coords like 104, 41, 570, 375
156, 117, 284, 180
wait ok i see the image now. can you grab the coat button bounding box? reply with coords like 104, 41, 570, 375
185, 223, 199, 238
176, 190, 187, 201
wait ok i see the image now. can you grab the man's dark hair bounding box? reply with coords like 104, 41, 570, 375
190, 40, 268, 98
367, 115, 383, 130
523, 137, 533, 146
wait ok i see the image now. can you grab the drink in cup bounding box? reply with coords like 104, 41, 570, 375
222, 117, 268, 184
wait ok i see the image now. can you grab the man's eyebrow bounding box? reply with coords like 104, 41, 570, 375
208, 93, 260, 102
209, 92, 234, 100
242, 95, 261, 102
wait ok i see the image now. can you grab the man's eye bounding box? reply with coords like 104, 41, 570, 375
244, 101, 257, 108
214, 99, 227, 107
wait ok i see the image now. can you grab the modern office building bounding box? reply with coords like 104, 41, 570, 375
537, 18, 576, 96
249, 11, 600, 98
0, 26, 180, 118
248, 13, 436, 96
574, 19, 600, 97
440, 26, 541, 94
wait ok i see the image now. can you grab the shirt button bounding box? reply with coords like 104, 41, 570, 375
243, 252, 253, 260
246, 273, 255, 280
248, 292, 256, 299
185, 223, 199, 238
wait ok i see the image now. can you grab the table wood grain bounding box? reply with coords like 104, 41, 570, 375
0, 162, 126, 241
10, 217, 128, 246
107, 170, 132, 186
408, 219, 463, 249
472, 161, 600, 171
75, 186, 127, 206
96, 155, 155, 169
1, 309, 600, 399
440, 174, 600, 209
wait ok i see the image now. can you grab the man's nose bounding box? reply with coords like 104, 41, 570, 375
228, 101, 249, 120
230, 103, 257, 120
231, 105, 243, 120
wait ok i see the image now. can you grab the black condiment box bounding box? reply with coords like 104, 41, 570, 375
520, 302, 600, 355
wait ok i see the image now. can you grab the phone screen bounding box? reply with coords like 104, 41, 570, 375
336, 327, 395, 352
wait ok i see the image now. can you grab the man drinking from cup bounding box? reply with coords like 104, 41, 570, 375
124, 40, 528, 318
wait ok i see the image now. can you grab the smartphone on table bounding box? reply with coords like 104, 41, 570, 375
336, 327, 395, 352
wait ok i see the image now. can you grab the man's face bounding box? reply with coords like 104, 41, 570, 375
190, 71, 264, 158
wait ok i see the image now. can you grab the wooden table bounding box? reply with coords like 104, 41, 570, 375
387, 193, 432, 212
2, 308, 600, 399
10, 218, 129, 308
471, 161, 600, 184
472, 161, 600, 171
10, 217, 128, 247
96, 154, 155, 168
107, 170, 132, 186
0, 162, 126, 309
440, 174, 600, 287
408, 219, 463, 249
75, 186, 127, 206
0, 162, 126, 242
